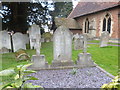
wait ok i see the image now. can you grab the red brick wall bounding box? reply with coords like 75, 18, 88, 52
75, 7, 119, 39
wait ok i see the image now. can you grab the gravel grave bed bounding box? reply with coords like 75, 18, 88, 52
26, 67, 112, 88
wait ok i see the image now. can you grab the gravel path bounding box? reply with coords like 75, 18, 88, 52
26, 67, 112, 88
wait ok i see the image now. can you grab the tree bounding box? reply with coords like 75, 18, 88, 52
49, 1, 73, 31
1, 1, 73, 33
1, 2, 50, 34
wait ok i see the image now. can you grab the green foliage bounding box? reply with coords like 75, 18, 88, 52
0, 63, 42, 89
70, 68, 77, 75
42, 32, 53, 41
101, 75, 120, 89
52, 1, 73, 18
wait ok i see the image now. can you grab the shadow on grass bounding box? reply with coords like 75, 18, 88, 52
100, 46, 113, 48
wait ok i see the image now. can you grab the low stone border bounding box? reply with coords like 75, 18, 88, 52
96, 65, 115, 79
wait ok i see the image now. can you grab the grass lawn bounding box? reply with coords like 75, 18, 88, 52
0, 42, 118, 78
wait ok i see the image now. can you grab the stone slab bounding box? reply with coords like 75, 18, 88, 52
77, 53, 96, 67
51, 60, 74, 68
30, 54, 48, 69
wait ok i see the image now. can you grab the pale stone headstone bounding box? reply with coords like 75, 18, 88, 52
53, 26, 72, 61
28, 24, 41, 49
23, 34, 29, 44
74, 34, 84, 50
12, 32, 26, 52
0, 31, 11, 51
100, 31, 109, 47
52, 25, 74, 67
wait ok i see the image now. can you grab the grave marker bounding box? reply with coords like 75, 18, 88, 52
100, 31, 109, 47
29, 24, 40, 49
12, 33, 26, 52
52, 25, 74, 67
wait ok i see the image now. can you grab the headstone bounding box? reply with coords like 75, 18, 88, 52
74, 34, 84, 50
30, 34, 48, 69
100, 31, 109, 47
52, 25, 74, 67
23, 34, 29, 44
0, 47, 10, 54
77, 34, 95, 67
28, 24, 41, 49
0, 31, 11, 52
12, 33, 26, 52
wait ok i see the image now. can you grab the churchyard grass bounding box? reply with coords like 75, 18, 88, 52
1, 42, 118, 79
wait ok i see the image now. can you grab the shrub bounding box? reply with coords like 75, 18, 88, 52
0, 63, 42, 89
101, 75, 120, 89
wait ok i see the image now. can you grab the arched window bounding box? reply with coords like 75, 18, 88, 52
84, 18, 89, 33
107, 17, 111, 33
102, 13, 111, 33
102, 18, 106, 31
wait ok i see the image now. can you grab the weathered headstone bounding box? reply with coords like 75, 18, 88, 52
12, 33, 26, 52
28, 24, 41, 49
74, 34, 84, 50
77, 34, 95, 67
0, 47, 10, 54
23, 34, 29, 44
31, 34, 47, 69
52, 25, 74, 67
0, 31, 11, 53
100, 31, 109, 47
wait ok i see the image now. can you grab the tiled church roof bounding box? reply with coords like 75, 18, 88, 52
55, 18, 81, 29
68, 2, 120, 18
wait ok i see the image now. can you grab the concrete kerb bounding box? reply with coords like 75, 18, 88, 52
96, 65, 115, 79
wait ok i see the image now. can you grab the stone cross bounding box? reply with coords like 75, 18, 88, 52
35, 34, 41, 56
83, 34, 87, 53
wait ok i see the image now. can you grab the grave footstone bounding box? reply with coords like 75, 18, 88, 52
29, 24, 41, 49
30, 34, 48, 69
12, 33, 26, 52
0, 31, 11, 53
51, 25, 74, 67
100, 31, 109, 47
77, 34, 96, 67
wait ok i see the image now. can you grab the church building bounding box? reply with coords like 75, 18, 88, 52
68, 2, 120, 40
